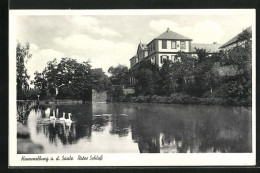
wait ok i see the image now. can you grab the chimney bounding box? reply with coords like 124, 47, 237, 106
167, 28, 170, 33
213, 42, 217, 44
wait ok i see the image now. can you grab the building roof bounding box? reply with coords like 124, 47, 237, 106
130, 55, 137, 60
147, 28, 192, 45
219, 26, 252, 49
191, 43, 221, 53
155, 28, 192, 40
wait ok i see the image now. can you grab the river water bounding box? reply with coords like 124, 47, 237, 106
24, 102, 252, 153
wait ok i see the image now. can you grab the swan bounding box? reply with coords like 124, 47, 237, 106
65, 113, 72, 123
59, 112, 66, 121
50, 110, 57, 120
45, 108, 50, 117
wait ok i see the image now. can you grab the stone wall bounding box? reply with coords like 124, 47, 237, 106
123, 88, 135, 95
92, 90, 108, 102
212, 62, 241, 77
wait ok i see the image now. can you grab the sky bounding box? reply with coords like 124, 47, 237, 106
15, 12, 253, 82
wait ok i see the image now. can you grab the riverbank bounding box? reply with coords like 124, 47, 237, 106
39, 99, 83, 104
18, 94, 251, 107
115, 94, 251, 107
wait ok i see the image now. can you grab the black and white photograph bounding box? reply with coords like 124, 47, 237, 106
9, 9, 256, 166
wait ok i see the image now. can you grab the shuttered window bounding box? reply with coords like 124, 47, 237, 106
180, 41, 186, 49
171, 41, 176, 49
162, 40, 167, 49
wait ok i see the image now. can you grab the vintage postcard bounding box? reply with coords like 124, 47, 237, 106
9, 9, 256, 166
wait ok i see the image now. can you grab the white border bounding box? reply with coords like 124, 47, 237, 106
9, 9, 256, 167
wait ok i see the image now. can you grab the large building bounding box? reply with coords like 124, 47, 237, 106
130, 28, 193, 69
130, 28, 220, 68
129, 28, 220, 85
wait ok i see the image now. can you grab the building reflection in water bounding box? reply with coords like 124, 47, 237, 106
131, 104, 252, 153
27, 103, 251, 153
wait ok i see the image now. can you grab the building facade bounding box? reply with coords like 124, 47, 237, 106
130, 28, 193, 69
129, 28, 221, 86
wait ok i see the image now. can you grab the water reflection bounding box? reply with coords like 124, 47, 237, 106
132, 105, 252, 153
32, 104, 93, 146
24, 103, 251, 153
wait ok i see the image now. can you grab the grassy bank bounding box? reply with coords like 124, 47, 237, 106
115, 93, 251, 107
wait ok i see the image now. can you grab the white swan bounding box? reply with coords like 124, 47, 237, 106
45, 108, 50, 117
59, 112, 66, 121
50, 110, 57, 120
65, 113, 72, 123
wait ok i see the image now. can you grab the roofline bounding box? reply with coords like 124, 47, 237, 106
147, 38, 193, 46
219, 26, 252, 49
219, 40, 240, 49
129, 56, 136, 60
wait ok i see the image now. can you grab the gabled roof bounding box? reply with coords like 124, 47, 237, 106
220, 26, 252, 49
156, 28, 192, 40
191, 43, 221, 53
147, 28, 192, 45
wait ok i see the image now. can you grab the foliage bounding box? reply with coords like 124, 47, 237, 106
33, 71, 48, 98
91, 68, 111, 92
108, 85, 124, 102
133, 59, 160, 95
158, 59, 176, 95
32, 57, 110, 101
238, 28, 252, 50
16, 42, 32, 99
195, 48, 209, 63
130, 39, 251, 101
108, 64, 129, 86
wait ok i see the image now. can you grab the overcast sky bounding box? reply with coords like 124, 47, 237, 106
16, 13, 253, 81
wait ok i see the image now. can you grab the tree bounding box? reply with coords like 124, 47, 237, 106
108, 64, 129, 86
33, 57, 101, 101
133, 60, 160, 95
195, 48, 209, 63
54, 58, 92, 101
203, 70, 220, 94
158, 59, 177, 95
174, 52, 195, 84
109, 85, 124, 102
91, 68, 110, 92
16, 42, 32, 99
33, 71, 48, 98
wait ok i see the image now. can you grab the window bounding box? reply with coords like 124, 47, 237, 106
171, 55, 175, 62
171, 41, 176, 49
180, 41, 186, 49
153, 42, 156, 51
160, 55, 168, 63
162, 40, 167, 49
